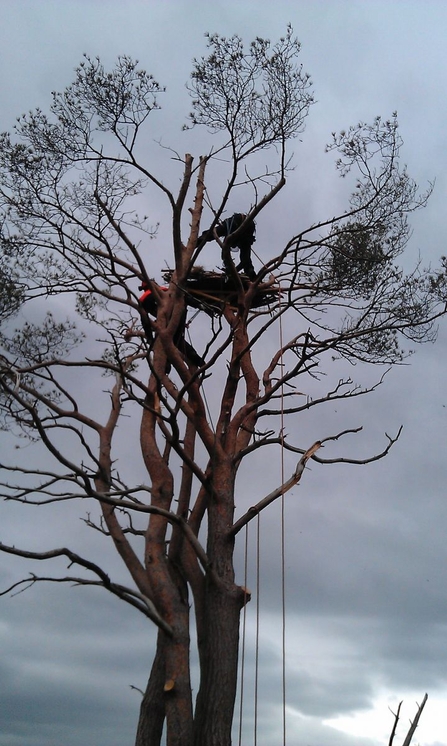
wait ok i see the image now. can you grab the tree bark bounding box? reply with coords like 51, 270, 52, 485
136, 633, 167, 746
138, 386, 194, 746
193, 459, 244, 746
135, 592, 193, 746
163, 605, 194, 746
193, 584, 242, 746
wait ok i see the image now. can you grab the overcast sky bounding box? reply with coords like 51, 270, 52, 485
1, 2, 447, 745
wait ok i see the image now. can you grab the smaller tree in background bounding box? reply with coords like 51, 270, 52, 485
0, 28, 445, 746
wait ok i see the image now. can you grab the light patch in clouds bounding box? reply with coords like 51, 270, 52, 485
325, 691, 446, 746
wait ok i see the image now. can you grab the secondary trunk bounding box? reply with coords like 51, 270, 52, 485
136, 633, 166, 746
135, 599, 193, 746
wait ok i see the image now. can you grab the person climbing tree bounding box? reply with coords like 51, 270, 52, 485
138, 280, 204, 368
198, 212, 257, 280
139, 280, 162, 317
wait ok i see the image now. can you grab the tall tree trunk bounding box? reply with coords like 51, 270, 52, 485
193, 584, 242, 746
193, 461, 244, 746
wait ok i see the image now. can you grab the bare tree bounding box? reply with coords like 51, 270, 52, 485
0, 28, 445, 746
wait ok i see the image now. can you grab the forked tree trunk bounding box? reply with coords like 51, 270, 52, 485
135, 452, 244, 746
136, 587, 241, 746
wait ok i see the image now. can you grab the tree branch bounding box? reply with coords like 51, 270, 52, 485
401, 693, 428, 746
388, 700, 402, 746
229, 440, 321, 536
0, 542, 173, 635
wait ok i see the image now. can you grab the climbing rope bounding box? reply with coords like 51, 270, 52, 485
254, 512, 261, 746
278, 284, 287, 746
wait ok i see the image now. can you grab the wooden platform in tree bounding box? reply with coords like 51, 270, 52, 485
162, 269, 280, 314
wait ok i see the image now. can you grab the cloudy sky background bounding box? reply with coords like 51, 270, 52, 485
1, 1, 447, 745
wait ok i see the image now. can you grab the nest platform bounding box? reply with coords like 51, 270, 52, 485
162, 269, 280, 315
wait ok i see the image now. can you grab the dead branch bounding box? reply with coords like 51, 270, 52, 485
0, 542, 173, 635
386, 694, 428, 746
388, 700, 402, 746
402, 693, 428, 746
314, 426, 403, 465
229, 441, 321, 536
236, 425, 402, 467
